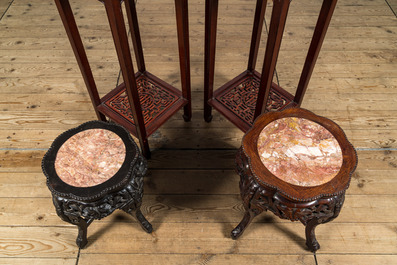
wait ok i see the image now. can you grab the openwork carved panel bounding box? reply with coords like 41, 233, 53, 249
218, 76, 291, 125
232, 142, 352, 252
105, 76, 179, 125
53, 174, 144, 224
236, 150, 345, 226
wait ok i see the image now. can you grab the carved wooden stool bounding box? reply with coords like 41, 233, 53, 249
231, 108, 357, 252
42, 121, 152, 248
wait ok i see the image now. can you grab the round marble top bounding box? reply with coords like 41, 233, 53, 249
55, 129, 126, 187
257, 117, 343, 187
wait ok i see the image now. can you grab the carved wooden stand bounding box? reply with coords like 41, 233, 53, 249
231, 108, 357, 252
42, 121, 153, 248
54, 0, 192, 158
204, 0, 338, 132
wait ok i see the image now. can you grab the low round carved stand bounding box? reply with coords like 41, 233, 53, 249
42, 121, 153, 248
231, 108, 357, 252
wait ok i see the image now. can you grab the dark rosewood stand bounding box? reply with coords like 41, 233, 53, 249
204, 0, 338, 132
231, 108, 357, 252
54, 0, 192, 158
42, 121, 152, 248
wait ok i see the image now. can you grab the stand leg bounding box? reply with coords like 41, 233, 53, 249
247, 0, 268, 72
231, 210, 257, 240
141, 146, 151, 160
203, 0, 218, 122
125, 0, 146, 73
54, 0, 106, 122
294, 0, 338, 106
104, 0, 150, 159
76, 218, 89, 249
254, 0, 290, 119
122, 202, 153, 234
135, 208, 153, 233
175, 0, 192, 122
305, 218, 321, 252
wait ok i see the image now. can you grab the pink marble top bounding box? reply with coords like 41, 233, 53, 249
257, 117, 342, 187
55, 129, 126, 187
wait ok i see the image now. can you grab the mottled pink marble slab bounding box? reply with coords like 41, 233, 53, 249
257, 117, 342, 187
55, 129, 126, 187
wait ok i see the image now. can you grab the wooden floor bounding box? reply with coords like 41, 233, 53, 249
1, 0, 396, 264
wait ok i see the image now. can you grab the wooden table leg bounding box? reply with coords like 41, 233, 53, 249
254, 0, 290, 119
247, 0, 268, 72
231, 209, 258, 240
175, 0, 192, 122
54, 0, 106, 122
103, 0, 150, 158
204, 0, 219, 122
294, 0, 338, 105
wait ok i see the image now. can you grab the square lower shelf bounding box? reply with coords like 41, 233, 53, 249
98, 71, 188, 137
209, 70, 297, 132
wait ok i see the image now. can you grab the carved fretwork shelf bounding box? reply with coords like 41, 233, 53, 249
209, 70, 297, 132
204, 0, 338, 133
54, 0, 192, 158
98, 71, 188, 137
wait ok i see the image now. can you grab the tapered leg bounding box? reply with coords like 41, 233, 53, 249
76, 218, 89, 248
203, 0, 218, 122
175, 0, 192, 122
135, 208, 153, 233
305, 218, 321, 252
231, 210, 258, 240
124, 0, 146, 73
254, 0, 290, 119
103, 0, 150, 159
122, 202, 153, 233
54, 0, 106, 121
294, 0, 338, 106
247, 0, 268, 72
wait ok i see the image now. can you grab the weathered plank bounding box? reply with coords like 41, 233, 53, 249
1, 91, 397, 113
0, 149, 395, 172
1, 195, 395, 226
0, 173, 49, 197
78, 253, 316, 265
3, 2, 394, 28
0, 258, 76, 265
1, 168, 396, 199
1, 35, 395, 53
316, 254, 397, 265
0, 227, 78, 258
1, 76, 396, 95
2, 46, 395, 65
78, 222, 397, 254
0, 127, 396, 149
0, 108, 397, 131
0, 0, 12, 19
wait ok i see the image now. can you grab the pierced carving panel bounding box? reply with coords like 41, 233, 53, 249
218, 76, 291, 125
236, 146, 345, 225
105, 76, 179, 125
53, 173, 144, 224
252, 189, 344, 225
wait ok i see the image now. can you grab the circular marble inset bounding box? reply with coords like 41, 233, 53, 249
257, 117, 342, 187
55, 129, 126, 187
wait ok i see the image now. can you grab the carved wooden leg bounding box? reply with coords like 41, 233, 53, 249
135, 208, 153, 233
305, 217, 321, 252
231, 209, 257, 239
76, 218, 89, 248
